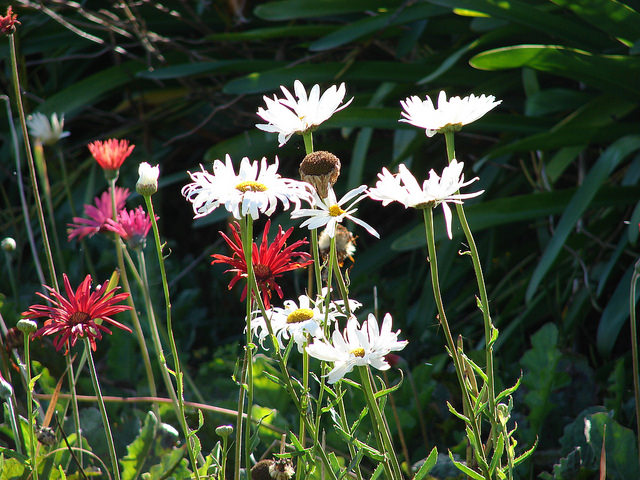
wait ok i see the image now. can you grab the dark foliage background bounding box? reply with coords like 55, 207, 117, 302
2, 1, 640, 478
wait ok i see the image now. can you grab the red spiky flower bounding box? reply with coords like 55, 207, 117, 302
0, 6, 20, 35
21, 274, 132, 353
212, 220, 313, 308
88, 139, 135, 172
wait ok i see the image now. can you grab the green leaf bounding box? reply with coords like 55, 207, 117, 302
309, 3, 445, 51
413, 446, 438, 480
144, 446, 189, 480
471, 45, 640, 100
254, 0, 402, 20
548, 0, 640, 45
525, 135, 640, 301
448, 450, 485, 480
120, 411, 158, 480
430, 0, 612, 47
38, 62, 145, 116
136, 60, 284, 80
489, 434, 505, 474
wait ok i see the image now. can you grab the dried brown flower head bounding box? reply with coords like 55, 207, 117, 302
299, 150, 341, 198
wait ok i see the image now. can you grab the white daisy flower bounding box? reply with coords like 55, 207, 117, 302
305, 313, 408, 384
368, 160, 483, 239
251, 294, 345, 353
400, 91, 501, 137
27, 112, 70, 145
182, 155, 314, 220
256, 80, 353, 146
291, 185, 379, 239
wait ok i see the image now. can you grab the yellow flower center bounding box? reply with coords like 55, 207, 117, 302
329, 204, 345, 217
286, 308, 314, 324
350, 348, 365, 358
235, 181, 267, 193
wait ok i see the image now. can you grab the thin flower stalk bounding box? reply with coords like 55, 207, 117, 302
357, 366, 403, 480
2, 96, 46, 288
33, 143, 65, 270
245, 257, 339, 480
107, 180, 159, 418
22, 328, 38, 480
422, 208, 491, 479
143, 194, 201, 478
8, 33, 57, 290
302, 132, 323, 299
444, 130, 498, 446
84, 338, 120, 480
630, 257, 640, 469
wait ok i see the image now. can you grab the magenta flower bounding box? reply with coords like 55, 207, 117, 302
22, 274, 132, 353
67, 187, 130, 241
106, 206, 154, 249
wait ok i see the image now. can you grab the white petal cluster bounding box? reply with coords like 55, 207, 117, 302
400, 91, 501, 137
250, 294, 353, 353
368, 160, 483, 239
291, 186, 379, 239
182, 155, 314, 220
306, 313, 407, 384
256, 80, 353, 146
27, 112, 70, 145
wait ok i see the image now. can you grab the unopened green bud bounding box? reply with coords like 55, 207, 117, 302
215, 424, 233, 438
17, 319, 38, 334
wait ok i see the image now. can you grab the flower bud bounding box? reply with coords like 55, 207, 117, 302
215, 424, 234, 438
17, 319, 38, 334
136, 162, 159, 196
299, 151, 340, 199
1, 237, 16, 252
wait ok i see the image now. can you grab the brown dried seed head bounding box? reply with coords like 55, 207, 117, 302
299, 151, 341, 198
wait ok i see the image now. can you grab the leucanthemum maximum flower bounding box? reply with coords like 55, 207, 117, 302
21, 274, 132, 353
256, 80, 353, 146
250, 294, 342, 352
368, 160, 483, 239
400, 90, 501, 137
305, 313, 407, 384
182, 155, 314, 220
27, 112, 70, 145
291, 185, 379, 239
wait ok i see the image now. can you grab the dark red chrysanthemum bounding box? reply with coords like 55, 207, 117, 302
0, 6, 20, 35
21, 274, 132, 354
212, 219, 313, 308
88, 139, 134, 171
67, 187, 129, 241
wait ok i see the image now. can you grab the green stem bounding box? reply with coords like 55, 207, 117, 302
143, 195, 201, 478
6, 394, 23, 455
3, 250, 18, 304
84, 339, 120, 480
422, 208, 490, 479
8, 34, 57, 291
240, 215, 255, 477
56, 146, 77, 217
444, 130, 498, 445
108, 181, 160, 420
358, 366, 403, 480
303, 131, 314, 155
23, 331, 38, 480
335, 383, 364, 480
33, 142, 65, 271
246, 262, 339, 480
630, 258, 640, 470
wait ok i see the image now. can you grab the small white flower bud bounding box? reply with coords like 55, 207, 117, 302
17, 319, 38, 334
136, 162, 159, 196
1, 237, 16, 252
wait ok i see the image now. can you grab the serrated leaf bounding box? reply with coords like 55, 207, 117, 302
413, 446, 438, 480
120, 411, 158, 480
